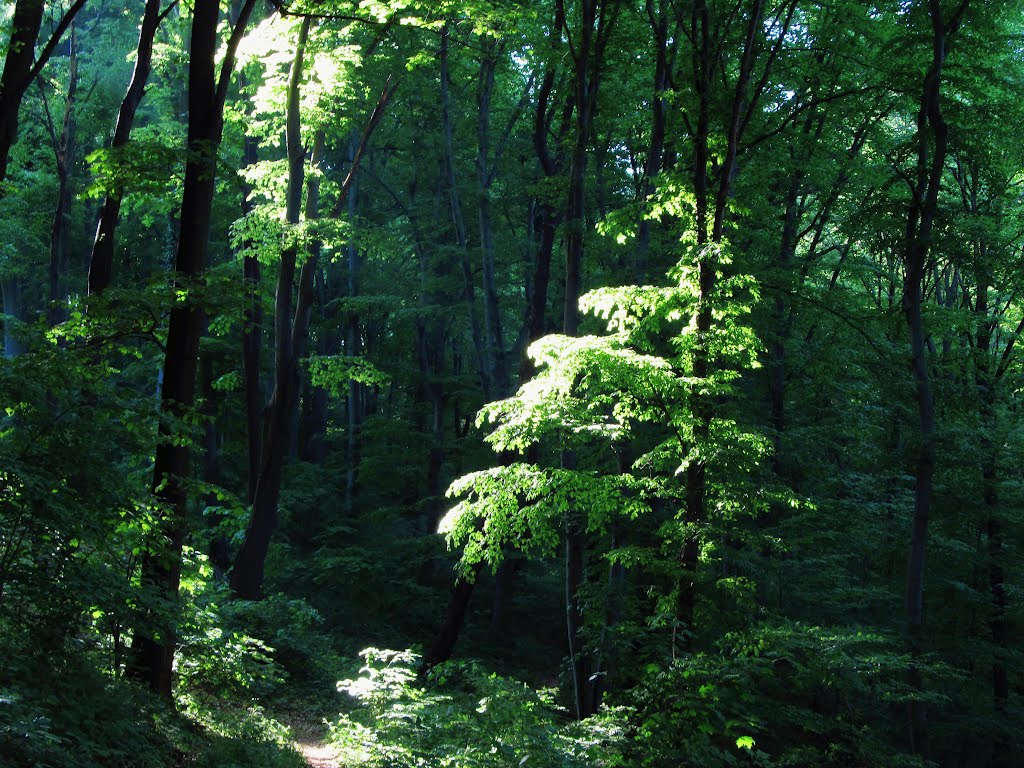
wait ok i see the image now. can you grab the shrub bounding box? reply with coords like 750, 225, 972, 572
330, 648, 631, 768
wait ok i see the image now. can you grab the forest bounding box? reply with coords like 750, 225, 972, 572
0, 0, 1021, 766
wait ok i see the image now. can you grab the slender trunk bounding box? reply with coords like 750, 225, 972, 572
344, 140, 362, 512
476, 44, 507, 398
679, 0, 766, 640
440, 24, 489, 398
293, 129, 325, 454
974, 272, 1009, 766
88, 0, 163, 295
303, 254, 331, 465
200, 337, 229, 574
241, 132, 263, 503
423, 562, 483, 670
48, 26, 78, 327
562, 0, 606, 720
2, 277, 24, 357
769, 168, 801, 462
636, 0, 672, 283
231, 20, 312, 601
232, 62, 396, 599
410, 182, 448, 531
425, 30, 565, 669
590, 446, 629, 705
902, 1, 961, 754
678, 0, 712, 641
0, 0, 45, 190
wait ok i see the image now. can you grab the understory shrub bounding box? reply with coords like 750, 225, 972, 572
330, 648, 630, 768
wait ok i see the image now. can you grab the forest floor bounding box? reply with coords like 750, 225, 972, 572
282, 693, 341, 768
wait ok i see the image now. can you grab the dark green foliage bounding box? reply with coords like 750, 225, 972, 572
630, 624, 927, 768
1, 1, 1022, 765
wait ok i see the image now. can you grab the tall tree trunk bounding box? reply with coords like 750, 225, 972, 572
241, 130, 263, 503
423, 562, 483, 669
678, 0, 771, 643
231, 19, 312, 601
901, 0, 965, 755
769, 164, 802, 463
302, 262, 330, 465
476, 42, 508, 398
440, 24, 489, 398
636, 0, 674, 284
47, 25, 78, 327
973, 271, 1009, 767
88, 0, 163, 295
130, 0, 256, 696
231, 57, 396, 599
199, 335, 230, 573
424, 15, 571, 669
561, 0, 619, 720
678, 0, 713, 641
343, 140, 362, 513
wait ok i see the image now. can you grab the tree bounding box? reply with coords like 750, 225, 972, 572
230, 12, 397, 600
898, 0, 968, 755
87, 0, 169, 296
131, 0, 257, 695
0, 0, 88, 191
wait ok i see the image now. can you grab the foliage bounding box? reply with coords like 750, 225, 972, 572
0, 1, 1022, 766
629, 624, 929, 768
330, 648, 630, 768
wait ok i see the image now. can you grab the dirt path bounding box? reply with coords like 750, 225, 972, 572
287, 710, 339, 768
296, 739, 340, 768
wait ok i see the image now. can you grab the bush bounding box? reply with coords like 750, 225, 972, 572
330, 648, 630, 768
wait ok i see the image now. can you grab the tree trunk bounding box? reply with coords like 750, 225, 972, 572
769, 166, 801, 462
636, 0, 673, 284
440, 23, 489, 398
423, 562, 483, 670
88, 0, 163, 295
561, 0, 613, 720
679, 0, 768, 642
974, 273, 1009, 767
344, 140, 362, 513
47, 25, 78, 327
232, 56, 396, 599
901, 1, 963, 754
678, 0, 713, 640
476, 42, 508, 398
0, 0, 46, 191
231, 19, 312, 601
424, 25, 567, 669
241, 131, 263, 503
130, 0, 257, 696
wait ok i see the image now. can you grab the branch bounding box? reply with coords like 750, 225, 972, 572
490, 72, 536, 183
158, 0, 180, 24
996, 313, 1024, 380
769, 282, 894, 360
743, 85, 888, 153
215, 0, 259, 113
330, 75, 401, 219
267, 0, 389, 25
35, 79, 59, 153
24, 0, 89, 90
